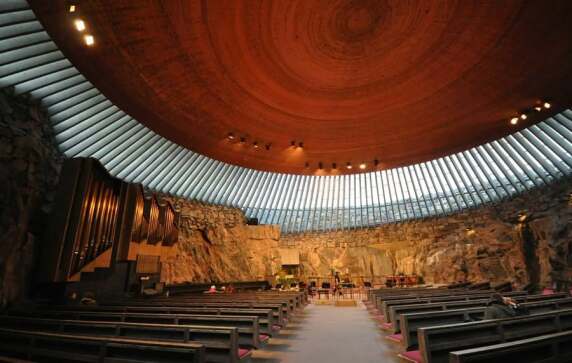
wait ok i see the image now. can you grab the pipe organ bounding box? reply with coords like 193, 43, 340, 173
39, 158, 179, 282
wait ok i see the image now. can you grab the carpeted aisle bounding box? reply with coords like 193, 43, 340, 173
252, 303, 401, 363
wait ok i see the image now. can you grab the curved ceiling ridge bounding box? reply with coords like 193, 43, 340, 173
1, 1, 571, 233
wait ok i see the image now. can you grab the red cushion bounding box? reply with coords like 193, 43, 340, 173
259, 334, 270, 342
386, 333, 403, 342
238, 348, 252, 359
398, 350, 422, 363
381, 322, 393, 330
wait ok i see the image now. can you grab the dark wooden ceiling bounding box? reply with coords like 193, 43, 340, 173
30, 0, 572, 175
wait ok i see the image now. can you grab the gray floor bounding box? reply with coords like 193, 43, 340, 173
251, 303, 401, 363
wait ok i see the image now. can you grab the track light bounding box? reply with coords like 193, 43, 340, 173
510, 117, 519, 125
346, 162, 352, 170
84, 34, 94, 46
74, 19, 86, 32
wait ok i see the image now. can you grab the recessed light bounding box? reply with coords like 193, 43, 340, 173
346, 162, 352, 170
520, 113, 527, 120
543, 102, 551, 109
253, 142, 259, 149
534, 106, 542, 112
69, 5, 77, 13
359, 163, 366, 170
74, 19, 86, 32
84, 34, 95, 46
227, 132, 235, 140
510, 117, 519, 125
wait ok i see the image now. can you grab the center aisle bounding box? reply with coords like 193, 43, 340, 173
252, 302, 401, 363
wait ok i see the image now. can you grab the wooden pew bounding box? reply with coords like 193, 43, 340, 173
7, 310, 266, 349
0, 327, 206, 363
413, 307, 572, 363
31, 305, 280, 334
399, 295, 572, 351
380, 291, 528, 320
387, 295, 572, 334
449, 330, 572, 363
0, 315, 246, 363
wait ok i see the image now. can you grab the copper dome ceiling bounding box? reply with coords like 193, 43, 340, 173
30, 0, 572, 174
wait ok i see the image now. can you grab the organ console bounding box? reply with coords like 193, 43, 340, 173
38, 158, 179, 283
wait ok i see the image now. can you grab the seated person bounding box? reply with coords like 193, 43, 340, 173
484, 293, 528, 319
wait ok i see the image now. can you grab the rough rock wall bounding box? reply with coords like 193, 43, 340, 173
157, 179, 570, 288
0, 90, 63, 306
281, 179, 572, 287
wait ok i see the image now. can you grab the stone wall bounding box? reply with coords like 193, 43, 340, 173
158, 178, 571, 289
0, 90, 63, 306
280, 179, 572, 287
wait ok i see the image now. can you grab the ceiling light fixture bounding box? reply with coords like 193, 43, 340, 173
346, 162, 352, 170
227, 132, 235, 140
84, 34, 94, 46
69, 5, 77, 13
359, 163, 366, 170
543, 101, 551, 109
520, 113, 527, 120
253, 142, 259, 149
510, 117, 519, 125
74, 19, 86, 32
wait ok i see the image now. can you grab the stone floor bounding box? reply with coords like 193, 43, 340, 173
251, 302, 401, 363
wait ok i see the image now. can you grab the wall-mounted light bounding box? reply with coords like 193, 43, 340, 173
84, 34, 95, 46
74, 19, 86, 32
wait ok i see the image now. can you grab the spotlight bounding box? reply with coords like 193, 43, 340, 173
74, 19, 86, 32
69, 4, 77, 13
534, 106, 542, 112
84, 34, 94, 46
543, 102, 551, 109
298, 142, 304, 149
227, 132, 235, 140
359, 163, 366, 170
346, 162, 352, 170
520, 113, 527, 120
332, 163, 337, 169
253, 142, 259, 149
510, 117, 519, 125
318, 162, 323, 170
265, 143, 271, 151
